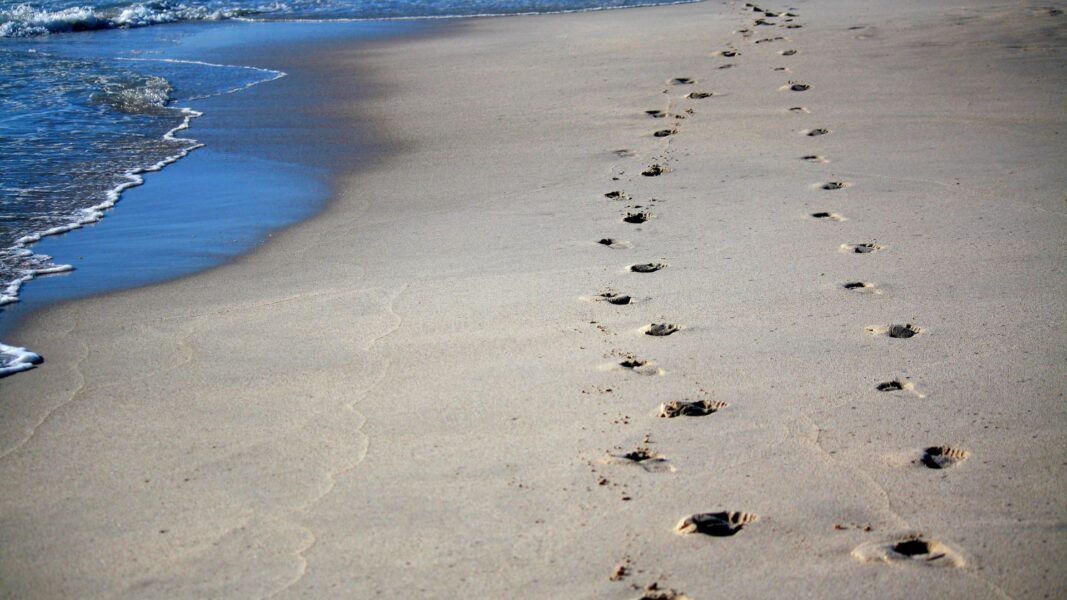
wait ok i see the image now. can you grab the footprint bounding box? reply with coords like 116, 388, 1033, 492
804, 127, 830, 136
687, 92, 715, 99
645, 109, 667, 118
644, 323, 680, 336
801, 154, 828, 162
811, 212, 846, 221
788, 82, 811, 92
630, 262, 666, 273
875, 378, 924, 397
670, 77, 695, 85
657, 399, 727, 418
851, 535, 964, 567
642, 164, 668, 176
623, 212, 652, 224
866, 323, 921, 338
609, 446, 675, 472
618, 356, 664, 376
789, 106, 810, 114
784, 23, 802, 29
597, 238, 632, 249
614, 149, 636, 157
599, 292, 633, 305
634, 584, 691, 600
780, 49, 798, 55
841, 243, 882, 254
773, 67, 791, 72
821, 181, 847, 190
718, 64, 735, 70
675, 512, 757, 537
653, 129, 677, 138
755, 36, 785, 44
843, 281, 879, 293
605, 190, 630, 200
922, 446, 969, 469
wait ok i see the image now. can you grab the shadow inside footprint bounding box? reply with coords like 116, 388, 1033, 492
675, 511, 757, 537
887, 324, 919, 338
645, 323, 679, 336
624, 212, 651, 224
646, 110, 667, 118
922, 446, 969, 469
807, 128, 830, 136
844, 243, 881, 254
790, 83, 810, 91
687, 92, 714, 99
822, 181, 846, 190
654, 129, 677, 137
658, 399, 727, 418
671, 77, 694, 85
605, 191, 629, 200
812, 212, 845, 221
613, 149, 636, 157
642, 164, 667, 176
852, 535, 965, 567
876, 380, 904, 392
780, 49, 798, 55
843, 282, 873, 290
630, 263, 665, 273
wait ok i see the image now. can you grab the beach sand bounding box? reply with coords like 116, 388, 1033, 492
2, 0, 1066, 597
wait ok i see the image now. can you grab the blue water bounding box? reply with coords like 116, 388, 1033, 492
0, 0, 695, 375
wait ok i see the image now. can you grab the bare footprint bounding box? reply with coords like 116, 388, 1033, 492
922, 446, 969, 469
599, 292, 632, 305
634, 584, 692, 600
644, 323, 680, 336
687, 92, 715, 99
875, 378, 924, 397
618, 355, 664, 376
852, 535, 964, 567
608, 446, 675, 472
623, 212, 652, 224
811, 212, 846, 221
642, 164, 668, 176
841, 243, 882, 254
614, 149, 636, 157
780, 49, 798, 55
801, 154, 828, 163
788, 82, 811, 91
821, 181, 847, 190
630, 262, 666, 273
675, 512, 757, 537
804, 127, 830, 136
657, 399, 728, 418
670, 77, 695, 85
843, 281, 880, 293
653, 129, 677, 137
605, 190, 630, 200
866, 323, 921, 338
597, 238, 632, 249
646, 110, 667, 118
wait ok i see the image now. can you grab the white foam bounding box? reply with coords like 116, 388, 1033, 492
0, 343, 43, 377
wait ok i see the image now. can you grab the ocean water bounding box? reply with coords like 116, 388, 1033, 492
0, 0, 695, 376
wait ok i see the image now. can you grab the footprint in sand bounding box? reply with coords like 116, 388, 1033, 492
841, 243, 882, 254
755, 36, 785, 44
654, 129, 677, 138
821, 181, 847, 190
605, 190, 630, 200
804, 127, 830, 136
922, 446, 969, 469
614, 149, 637, 157
630, 262, 666, 273
718, 64, 735, 70
875, 377, 924, 397
644, 323, 680, 336
618, 356, 664, 376
843, 281, 880, 293
801, 154, 828, 162
784, 23, 802, 29
787, 82, 811, 92
657, 399, 728, 418
866, 323, 921, 338
811, 212, 846, 221
608, 446, 675, 472
675, 512, 757, 537
646, 109, 667, 118
852, 535, 964, 567
599, 292, 633, 305
687, 92, 715, 99
597, 238, 632, 249
789, 107, 810, 114
670, 77, 695, 85
642, 164, 668, 176
634, 584, 691, 600
779, 49, 798, 55
623, 212, 653, 224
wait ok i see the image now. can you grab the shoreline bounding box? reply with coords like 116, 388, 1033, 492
1, 1, 1065, 597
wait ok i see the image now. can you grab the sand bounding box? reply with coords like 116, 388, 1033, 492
2, 0, 1066, 597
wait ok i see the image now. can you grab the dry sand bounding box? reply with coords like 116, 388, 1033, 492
2, 0, 1066, 597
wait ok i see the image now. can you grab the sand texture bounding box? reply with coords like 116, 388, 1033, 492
2, 0, 1066, 597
